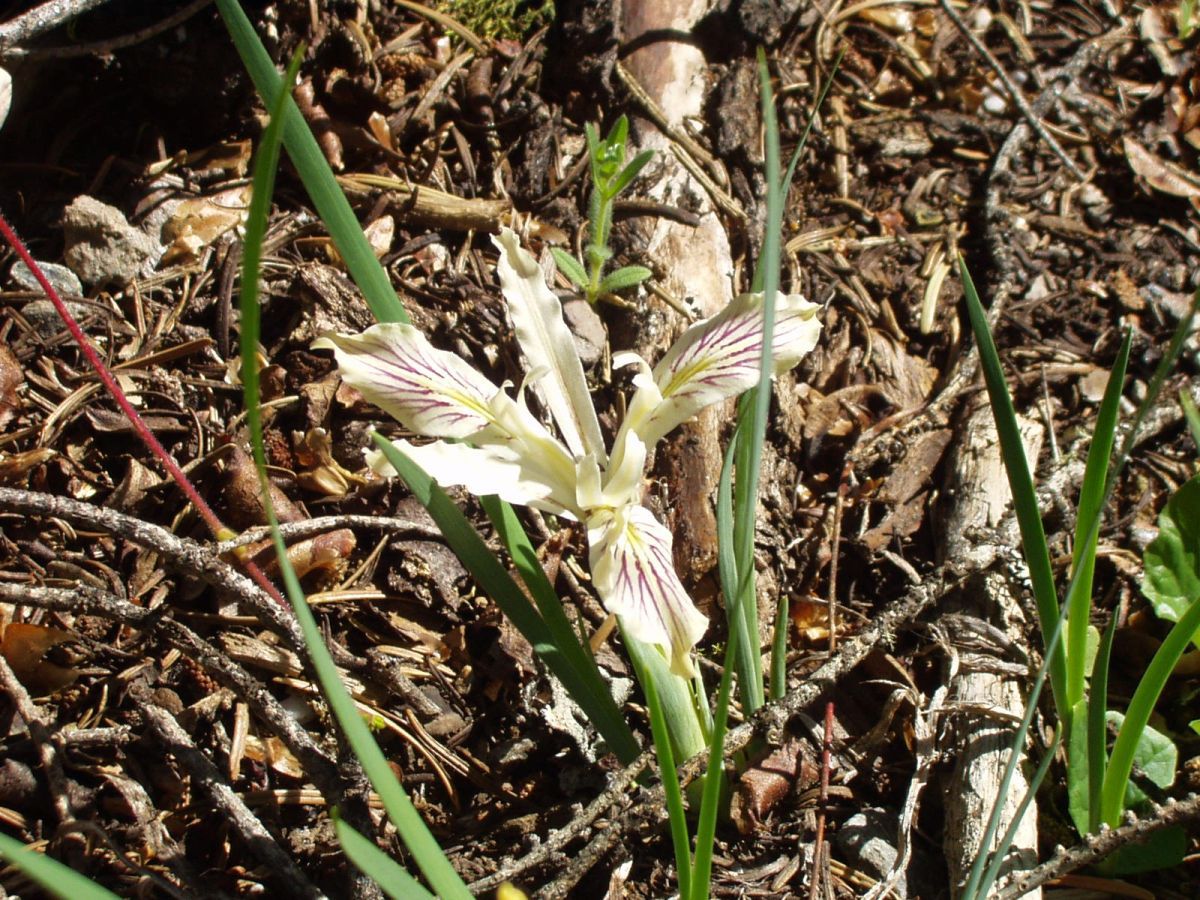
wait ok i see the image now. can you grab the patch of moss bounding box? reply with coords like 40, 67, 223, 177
439, 0, 555, 42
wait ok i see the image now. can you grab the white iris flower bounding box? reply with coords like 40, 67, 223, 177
314, 229, 820, 677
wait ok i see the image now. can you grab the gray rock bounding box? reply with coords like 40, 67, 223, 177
61, 195, 161, 288
837, 807, 904, 895
562, 296, 607, 369
21, 299, 96, 339
9, 259, 83, 297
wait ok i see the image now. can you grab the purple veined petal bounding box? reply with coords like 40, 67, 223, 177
587, 504, 708, 678
313, 324, 500, 439
632, 291, 821, 448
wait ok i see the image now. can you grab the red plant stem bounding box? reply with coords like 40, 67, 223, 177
0, 209, 291, 613
808, 700, 835, 900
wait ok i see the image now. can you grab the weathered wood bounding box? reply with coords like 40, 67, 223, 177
939, 405, 1044, 898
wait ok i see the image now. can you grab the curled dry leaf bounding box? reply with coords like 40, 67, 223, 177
0, 448, 55, 483
160, 185, 252, 266
1124, 136, 1200, 201
0, 340, 24, 430
293, 427, 369, 497
0, 622, 79, 695
223, 446, 305, 529
730, 736, 820, 835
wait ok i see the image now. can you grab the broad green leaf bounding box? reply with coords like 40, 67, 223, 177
1105, 711, 1177, 807
550, 247, 588, 289
1098, 825, 1187, 875
1067, 698, 1091, 835
1143, 475, 1200, 646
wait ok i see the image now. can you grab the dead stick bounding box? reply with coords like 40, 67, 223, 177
937, 0, 1084, 180
134, 692, 326, 899
0, 651, 72, 824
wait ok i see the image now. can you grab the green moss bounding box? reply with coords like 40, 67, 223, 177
439, 0, 555, 42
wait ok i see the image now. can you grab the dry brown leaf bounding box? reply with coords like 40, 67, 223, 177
160, 185, 252, 265
1123, 136, 1200, 199
223, 446, 305, 529
242, 733, 306, 779
0, 342, 23, 431
730, 736, 820, 835
861, 429, 951, 551
0, 448, 54, 483
0, 622, 79, 695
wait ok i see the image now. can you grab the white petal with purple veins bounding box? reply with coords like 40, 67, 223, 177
630, 291, 821, 448
587, 504, 709, 678
314, 324, 501, 439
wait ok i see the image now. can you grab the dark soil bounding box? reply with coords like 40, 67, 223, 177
0, 0, 1198, 897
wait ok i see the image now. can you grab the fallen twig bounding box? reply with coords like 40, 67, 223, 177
993, 794, 1200, 899
134, 690, 327, 900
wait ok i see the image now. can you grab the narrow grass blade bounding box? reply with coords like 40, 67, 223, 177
1181, 389, 1200, 449
1066, 330, 1131, 707
727, 47, 791, 717
241, 54, 469, 899
1087, 613, 1117, 832
977, 728, 1062, 897
374, 437, 642, 764
629, 647, 693, 899
0, 832, 120, 900
1100, 593, 1200, 826
769, 593, 789, 700
334, 815, 436, 900
961, 606, 1067, 899
690, 566, 746, 900
481, 495, 641, 763
958, 257, 1065, 717
215, 0, 407, 325
625, 631, 706, 761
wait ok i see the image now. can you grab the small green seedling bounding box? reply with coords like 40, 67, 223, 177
551, 114, 654, 305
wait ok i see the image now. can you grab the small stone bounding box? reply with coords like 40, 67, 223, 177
61, 195, 161, 289
21, 299, 96, 339
562, 297, 607, 369
9, 259, 83, 297
837, 808, 904, 894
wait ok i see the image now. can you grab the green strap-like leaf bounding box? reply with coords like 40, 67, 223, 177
375, 436, 641, 764
216, 0, 407, 325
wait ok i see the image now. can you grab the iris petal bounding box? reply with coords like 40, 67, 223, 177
626, 291, 821, 448
314, 324, 500, 439
368, 438, 560, 509
493, 229, 607, 463
587, 504, 709, 678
